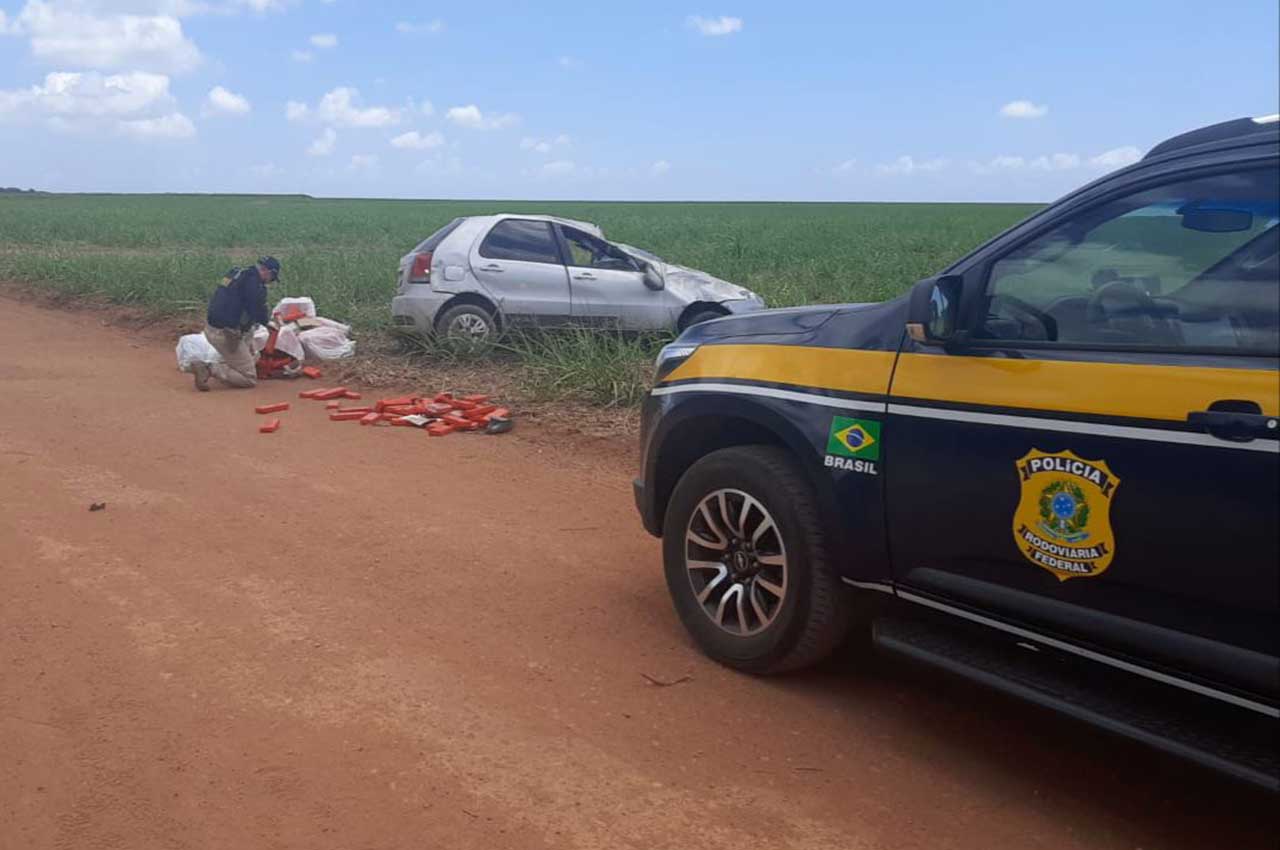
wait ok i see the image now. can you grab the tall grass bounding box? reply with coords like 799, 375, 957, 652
0, 194, 1040, 404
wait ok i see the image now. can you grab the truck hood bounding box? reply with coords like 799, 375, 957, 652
677, 304, 854, 341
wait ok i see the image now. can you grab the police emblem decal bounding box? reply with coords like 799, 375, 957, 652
1012, 449, 1121, 581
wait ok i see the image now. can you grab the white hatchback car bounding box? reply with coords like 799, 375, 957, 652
391, 214, 766, 339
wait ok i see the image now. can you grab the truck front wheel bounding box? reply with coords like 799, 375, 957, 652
662, 446, 852, 673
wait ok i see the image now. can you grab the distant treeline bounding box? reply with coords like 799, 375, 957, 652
0, 188, 43, 194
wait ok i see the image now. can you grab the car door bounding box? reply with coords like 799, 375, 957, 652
468, 219, 572, 326
556, 225, 677, 330
884, 162, 1280, 703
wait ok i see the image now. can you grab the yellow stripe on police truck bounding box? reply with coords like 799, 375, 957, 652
662, 345, 1279, 423
663, 345, 897, 397
891, 353, 1279, 422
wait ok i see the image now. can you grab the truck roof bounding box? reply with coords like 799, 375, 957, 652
1145, 113, 1279, 161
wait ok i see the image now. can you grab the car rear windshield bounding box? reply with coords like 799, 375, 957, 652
412, 218, 464, 253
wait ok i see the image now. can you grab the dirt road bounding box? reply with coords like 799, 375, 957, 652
1, 295, 1274, 850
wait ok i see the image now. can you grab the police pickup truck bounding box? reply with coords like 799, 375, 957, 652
633, 116, 1279, 788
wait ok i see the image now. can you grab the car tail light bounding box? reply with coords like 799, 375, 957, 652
409, 251, 432, 283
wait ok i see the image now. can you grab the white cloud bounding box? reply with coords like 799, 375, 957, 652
1032, 152, 1080, 170
307, 127, 336, 156
687, 15, 743, 36
7, 1, 202, 73
417, 99, 434, 117
285, 99, 308, 121
390, 130, 444, 150
395, 19, 443, 34
971, 148, 1138, 175
520, 134, 569, 154
348, 153, 378, 170
236, 0, 292, 11
204, 84, 249, 116
540, 159, 576, 177
118, 111, 194, 139
0, 70, 172, 123
309, 32, 337, 48
876, 155, 948, 175
972, 152, 1082, 173
447, 103, 519, 130
1000, 99, 1049, 119
832, 158, 856, 175
650, 159, 671, 176
310, 87, 400, 128
290, 49, 312, 62
1089, 145, 1142, 170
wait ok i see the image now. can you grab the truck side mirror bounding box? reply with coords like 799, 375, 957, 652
906, 275, 964, 346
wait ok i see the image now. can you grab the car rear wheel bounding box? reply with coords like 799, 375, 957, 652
662, 446, 852, 673
436, 303, 496, 344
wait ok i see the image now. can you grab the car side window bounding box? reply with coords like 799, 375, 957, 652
561, 226, 638, 271
981, 166, 1279, 353
479, 220, 562, 264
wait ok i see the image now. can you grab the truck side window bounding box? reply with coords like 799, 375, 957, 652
981, 167, 1279, 354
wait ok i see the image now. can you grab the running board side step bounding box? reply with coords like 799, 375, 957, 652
871, 615, 1279, 791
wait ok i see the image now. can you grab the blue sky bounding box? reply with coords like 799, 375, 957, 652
1, 0, 1276, 201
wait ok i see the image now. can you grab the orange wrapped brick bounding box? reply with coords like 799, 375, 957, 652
329, 411, 366, 422
255, 402, 290, 415
301, 366, 323, 379
259, 419, 281, 433
359, 412, 382, 425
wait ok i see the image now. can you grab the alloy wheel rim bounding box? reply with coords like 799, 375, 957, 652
684, 488, 788, 636
449, 313, 490, 340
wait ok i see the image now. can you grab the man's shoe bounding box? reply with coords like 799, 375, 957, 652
192, 362, 211, 392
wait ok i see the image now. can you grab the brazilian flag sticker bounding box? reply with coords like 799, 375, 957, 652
826, 417, 880, 461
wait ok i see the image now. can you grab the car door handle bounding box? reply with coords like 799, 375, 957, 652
480, 264, 504, 272
573, 272, 596, 280
1187, 405, 1279, 442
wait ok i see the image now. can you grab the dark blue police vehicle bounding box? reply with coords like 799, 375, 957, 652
634, 115, 1280, 789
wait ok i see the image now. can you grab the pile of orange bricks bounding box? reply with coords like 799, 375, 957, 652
295, 387, 509, 437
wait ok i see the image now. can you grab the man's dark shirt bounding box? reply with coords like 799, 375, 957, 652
207, 266, 270, 331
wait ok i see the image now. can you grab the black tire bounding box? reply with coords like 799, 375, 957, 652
435, 303, 497, 345
662, 445, 852, 674
681, 307, 727, 329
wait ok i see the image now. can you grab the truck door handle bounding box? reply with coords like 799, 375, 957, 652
573, 272, 596, 280
480, 264, 504, 272
1187, 401, 1279, 442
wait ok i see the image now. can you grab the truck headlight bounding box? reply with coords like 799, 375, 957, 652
654, 343, 698, 382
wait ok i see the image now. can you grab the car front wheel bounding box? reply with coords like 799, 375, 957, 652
662, 446, 852, 673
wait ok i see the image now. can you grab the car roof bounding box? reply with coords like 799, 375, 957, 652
471, 213, 604, 237
1144, 113, 1279, 162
